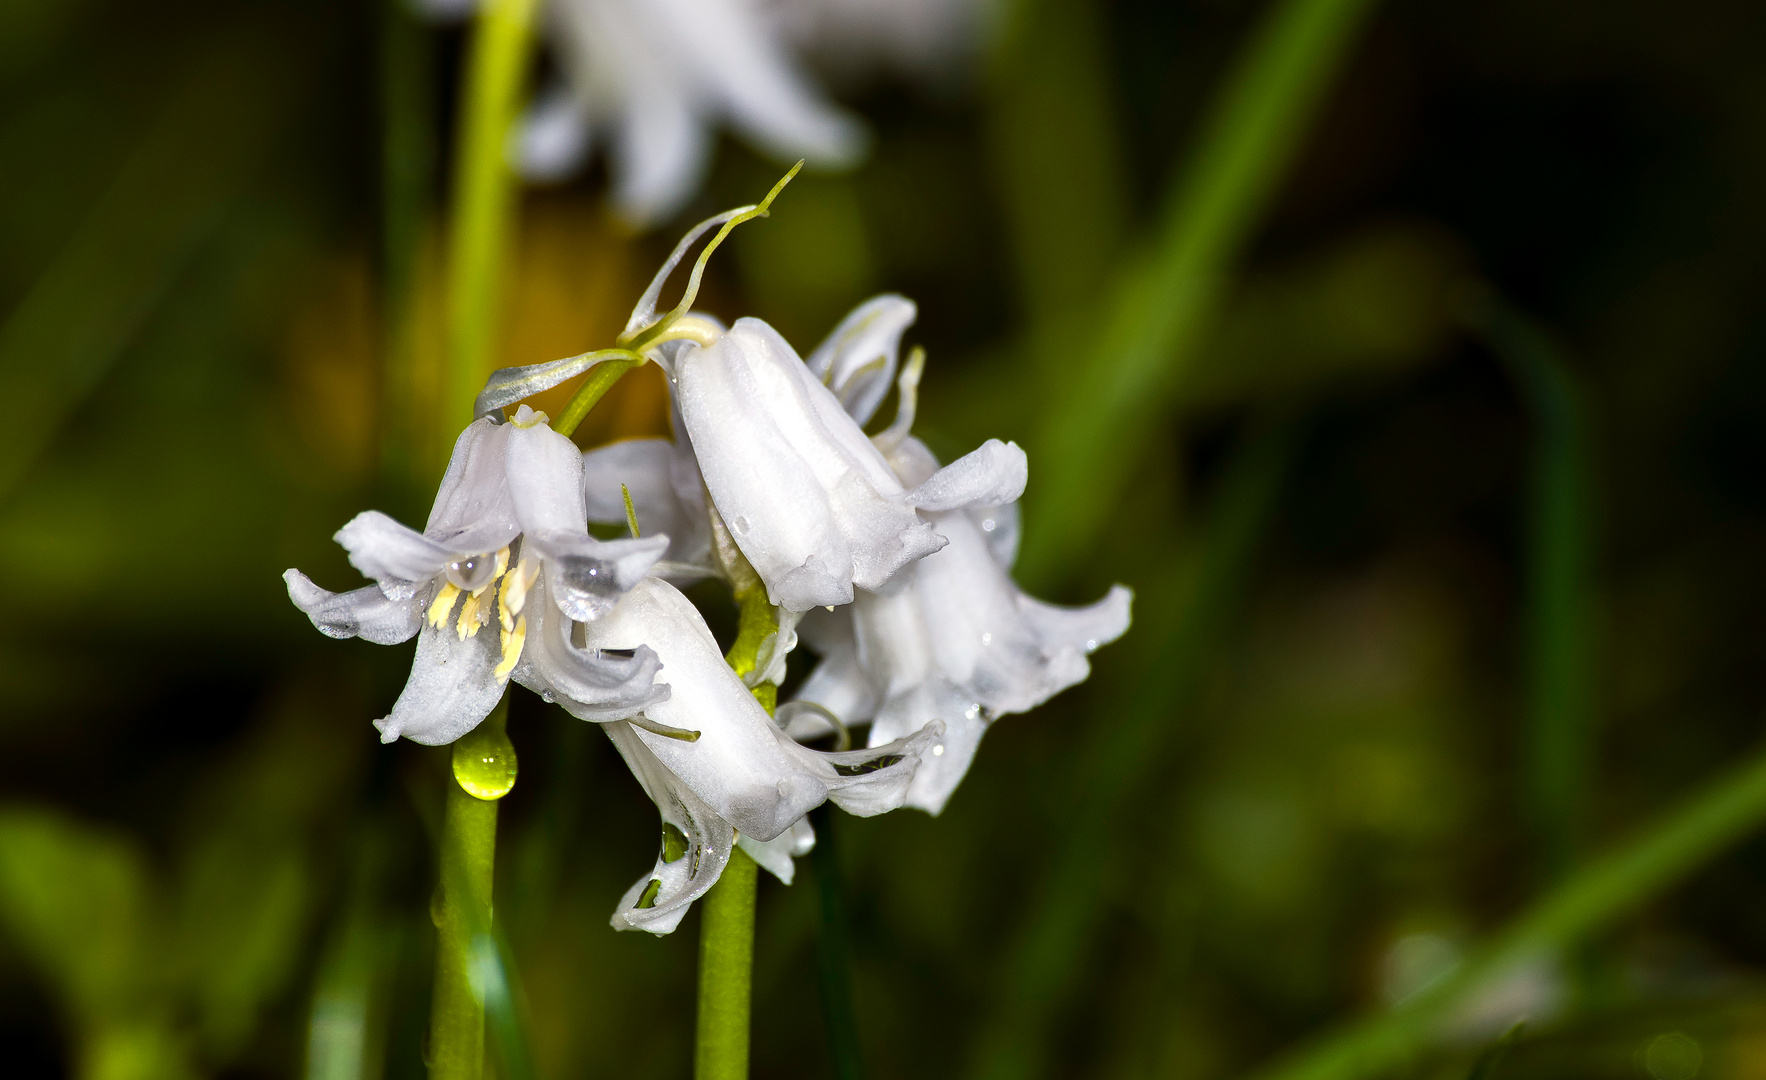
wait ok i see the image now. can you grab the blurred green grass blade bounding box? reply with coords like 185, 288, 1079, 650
1464, 293, 1595, 883
1018, 0, 1379, 587
808, 804, 866, 1080
0, 35, 292, 500
968, 413, 1299, 1080
1247, 735, 1766, 1080
472, 930, 538, 1080
445, 0, 537, 434
0, 808, 153, 1025
986, 0, 1129, 328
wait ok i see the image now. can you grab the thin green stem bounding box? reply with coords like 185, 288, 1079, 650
445, 0, 537, 433
1018, 0, 1379, 587
1246, 735, 1766, 1080
429, 701, 517, 1080
552, 355, 646, 437
809, 803, 865, 1080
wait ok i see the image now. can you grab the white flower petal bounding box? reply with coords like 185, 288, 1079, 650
582, 437, 711, 573
905, 439, 1028, 512
511, 576, 669, 722
806, 294, 917, 426
528, 530, 670, 622
374, 618, 505, 746
334, 511, 457, 599
283, 570, 421, 645
585, 580, 933, 839
737, 816, 815, 884
503, 417, 589, 535
867, 681, 985, 816
676, 318, 943, 610
605, 721, 735, 934
424, 418, 522, 555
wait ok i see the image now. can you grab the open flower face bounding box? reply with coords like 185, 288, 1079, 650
285, 407, 670, 744
581, 578, 938, 933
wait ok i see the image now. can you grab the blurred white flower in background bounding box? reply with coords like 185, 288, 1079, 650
420, 0, 983, 226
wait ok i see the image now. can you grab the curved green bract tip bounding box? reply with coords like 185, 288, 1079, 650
622, 483, 641, 538
619, 162, 803, 354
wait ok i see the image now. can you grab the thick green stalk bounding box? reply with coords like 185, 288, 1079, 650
429, 703, 517, 1080
553, 356, 646, 438
1246, 736, 1766, 1080
1466, 294, 1594, 883
445, 0, 537, 433
693, 582, 778, 1080
695, 848, 760, 1080
1018, 0, 1379, 587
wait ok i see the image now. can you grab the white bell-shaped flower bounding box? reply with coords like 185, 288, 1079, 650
783, 383, 1132, 814
672, 315, 1028, 611
285, 407, 670, 744
581, 578, 939, 933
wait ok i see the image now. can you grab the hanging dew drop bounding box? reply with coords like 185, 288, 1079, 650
446, 554, 499, 591
452, 722, 518, 800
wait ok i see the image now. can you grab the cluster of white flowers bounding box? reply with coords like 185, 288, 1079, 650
422, 0, 979, 227
286, 204, 1129, 933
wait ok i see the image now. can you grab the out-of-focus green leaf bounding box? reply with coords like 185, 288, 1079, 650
1178, 224, 1465, 411
0, 25, 296, 499
1018, 0, 1380, 587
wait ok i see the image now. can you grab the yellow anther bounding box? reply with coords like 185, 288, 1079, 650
428, 583, 461, 629
494, 614, 527, 682
501, 557, 537, 627
456, 589, 485, 639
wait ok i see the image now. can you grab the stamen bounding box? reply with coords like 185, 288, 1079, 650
873, 345, 926, 453
500, 557, 537, 628
456, 589, 486, 639
494, 615, 526, 682
428, 583, 462, 629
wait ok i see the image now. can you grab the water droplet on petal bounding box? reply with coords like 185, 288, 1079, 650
964, 704, 981, 720
1085, 638, 1099, 651
980, 518, 996, 533
980, 632, 992, 645
932, 744, 945, 757
446, 554, 499, 591
732, 515, 750, 535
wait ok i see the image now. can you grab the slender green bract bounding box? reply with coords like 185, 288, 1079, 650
1017, 0, 1380, 586
1246, 736, 1766, 1080
429, 702, 517, 1080
445, 0, 537, 433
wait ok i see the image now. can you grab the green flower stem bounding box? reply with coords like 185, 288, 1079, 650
695, 847, 760, 1080
552, 355, 646, 438
693, 581, 779, 1080
1247, 736, 1766, 1080
429, 701, 517, 1080
445, 0, 537, 433
1017, 0, 1379, 587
